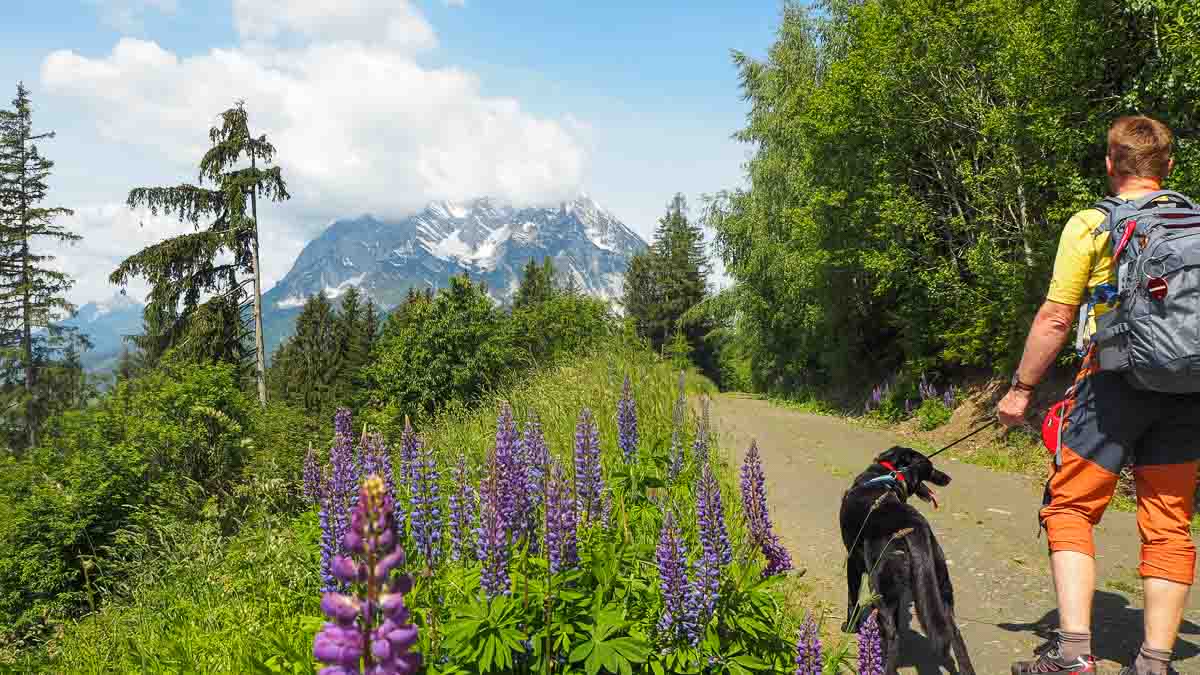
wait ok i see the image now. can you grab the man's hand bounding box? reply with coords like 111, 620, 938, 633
998, 387, 1033, 427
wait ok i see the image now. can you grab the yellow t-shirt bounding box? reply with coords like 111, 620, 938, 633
1046, 192, 1169, 336
1046, 207, 1114, 336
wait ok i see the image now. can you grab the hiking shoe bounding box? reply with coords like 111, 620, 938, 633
1011, 648, 1096, 674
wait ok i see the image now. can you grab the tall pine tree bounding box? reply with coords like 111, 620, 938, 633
111, 101, 287, 405
513, 256, 558, 308
622, 193, 711, 361
267, 292, 342, 413
0, 82, 80, 448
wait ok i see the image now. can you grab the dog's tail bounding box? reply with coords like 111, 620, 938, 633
908, 525, 956, 658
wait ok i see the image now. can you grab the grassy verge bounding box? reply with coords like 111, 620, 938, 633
18, 342, 813, 673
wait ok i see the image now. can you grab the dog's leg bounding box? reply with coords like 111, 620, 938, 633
875, 595, 902, 675
842, 554, 865, 633
948, 619, 975, 675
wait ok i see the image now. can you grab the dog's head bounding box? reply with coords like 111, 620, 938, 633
873, 445, 951, 504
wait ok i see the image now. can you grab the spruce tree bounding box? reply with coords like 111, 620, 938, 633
268, 293, 342, 413
111, 101, 288, 405
362, 298, 380, 357
514, 256, 558, 308
0, 83, 80, 447
622, 193, 710, 353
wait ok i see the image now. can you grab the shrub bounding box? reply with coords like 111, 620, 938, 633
0, 362, 252, 641
916, 398, 953, 431
362, 274, 522, 416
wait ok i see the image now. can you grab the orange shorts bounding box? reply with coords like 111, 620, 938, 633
1040, 350, 1200, 585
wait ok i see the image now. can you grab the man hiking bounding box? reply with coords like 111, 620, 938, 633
999, 115, 1200, 675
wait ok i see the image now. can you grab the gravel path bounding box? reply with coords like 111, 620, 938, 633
712, 394, 1200, 675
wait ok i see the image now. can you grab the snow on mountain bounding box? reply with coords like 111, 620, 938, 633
261, 195, 648, 355
62, 292, 145, 372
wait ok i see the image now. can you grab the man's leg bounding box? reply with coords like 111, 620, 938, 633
1014, 444, 1119, 674
1051, 550, 1096, 634
1130, 462, 1197, 673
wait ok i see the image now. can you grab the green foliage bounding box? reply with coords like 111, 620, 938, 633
18, 511, 321, 672
512, 292, 614, 365
363, 273, 521, 417
709, 0, 1200, 396
267, 288, 380, 419
111, 101, 289, 374
0, 362, 253, 640
513, 256, 558, 309
915, 399, 952, 431
0, 83, 84, 450
624, 194, 716, 378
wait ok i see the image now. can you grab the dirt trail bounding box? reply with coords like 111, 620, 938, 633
712, 394, 1200, 675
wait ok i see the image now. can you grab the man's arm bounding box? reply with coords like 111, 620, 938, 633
998, 300, 1078, 426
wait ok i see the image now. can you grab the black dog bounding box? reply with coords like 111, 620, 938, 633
839, 446, 975, 675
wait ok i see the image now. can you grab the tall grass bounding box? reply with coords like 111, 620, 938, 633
19, 341, 751, 672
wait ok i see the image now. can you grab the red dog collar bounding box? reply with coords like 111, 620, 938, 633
879, 460, 905, 484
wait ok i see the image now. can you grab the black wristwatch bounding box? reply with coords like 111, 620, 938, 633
1011, 372, 1036, 393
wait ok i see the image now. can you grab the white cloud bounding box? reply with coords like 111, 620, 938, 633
89, 0, 178, 33
232, 0, 437, 50
39, 0, 586, 304
49, 204, 306, 306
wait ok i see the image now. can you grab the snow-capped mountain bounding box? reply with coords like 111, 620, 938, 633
262, 195, 647, 355
62, 292, 145, 372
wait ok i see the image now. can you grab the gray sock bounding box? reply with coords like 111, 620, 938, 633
1134, 645, 1171, 675
1056, 630, 1091, 662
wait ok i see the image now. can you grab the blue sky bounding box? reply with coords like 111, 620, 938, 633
0, 0, 783, 304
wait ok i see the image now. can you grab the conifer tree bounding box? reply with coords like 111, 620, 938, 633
622, 193, 711, 360
0, 82, 80, 447
514, 256, 558, 308
268, 292, 342, 413
111, 101, 288, 406
362, 298, 380, 356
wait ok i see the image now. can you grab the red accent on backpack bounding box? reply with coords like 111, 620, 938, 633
1148, 276, 1169, 300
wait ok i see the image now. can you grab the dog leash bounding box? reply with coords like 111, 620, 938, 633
925, 419, 1000, 460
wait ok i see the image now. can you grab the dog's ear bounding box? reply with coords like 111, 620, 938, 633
928, 467, 951, 486
875, 446, 904, 464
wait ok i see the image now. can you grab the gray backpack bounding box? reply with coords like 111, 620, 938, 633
1087, 190, 1200, 393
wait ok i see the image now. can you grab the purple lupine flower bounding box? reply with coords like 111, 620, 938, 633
324, 408, 360, 591
740, 441, 793, 577
362, 433, 404, 536
761, 536, 794, 577
943, 385, 956, 409
794, 614, 822, 675
448, 456, 475, 563
304, 445, 321, 505
656, 511, 697, 646
319, 470, 340, 593
617, 374, 639, 463
667, 425, 685, 483
520, 413, 550, 548
313, 474, 422, 675
476, 460, 510, 599
694, 460, 731, 626
573, 408, 604, 525
493, 403, 526, 539
905, 399, 914, 415
544, 458, 578, 574
409, 434, 442, 570
919, 374, 939, 402
857, 610, 884, 675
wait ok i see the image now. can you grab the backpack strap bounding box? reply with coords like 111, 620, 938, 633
1128, 189, 1197, 211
